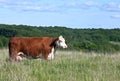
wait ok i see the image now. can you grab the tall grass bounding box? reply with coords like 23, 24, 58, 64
0, 49, 120, 81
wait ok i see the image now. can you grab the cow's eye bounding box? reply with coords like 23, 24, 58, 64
59, 40, 62, 42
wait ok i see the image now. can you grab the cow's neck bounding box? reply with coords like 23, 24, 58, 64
50, 38, 58, 47
50, 38, 58, 54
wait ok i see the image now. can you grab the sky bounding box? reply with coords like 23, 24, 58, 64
0, 0, 120, 29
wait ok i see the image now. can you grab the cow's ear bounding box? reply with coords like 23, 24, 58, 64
59, 35, 63, 39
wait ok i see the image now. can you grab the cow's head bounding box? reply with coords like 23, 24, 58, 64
56, 35, 67, 48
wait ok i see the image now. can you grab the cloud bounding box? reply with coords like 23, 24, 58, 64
0, 0, 60, 12
111, 14, 120, 19
64, 1, 99, 10
65, 1, 120, 12
21, 5, 59, 12
0, 0, 120, 13
101, 2, 120, 12
84, 1, 99, 7
0, 0, 100, 12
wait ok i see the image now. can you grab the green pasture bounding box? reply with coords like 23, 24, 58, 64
0, 49, 120, 81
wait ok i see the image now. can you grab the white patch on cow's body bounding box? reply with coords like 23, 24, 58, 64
18, 52, 24, 55
15, 56, 22, 61
17, 52, 32, 59
47, 47, 55, 60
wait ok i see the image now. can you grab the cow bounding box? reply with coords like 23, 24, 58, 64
8, 35, 67, 62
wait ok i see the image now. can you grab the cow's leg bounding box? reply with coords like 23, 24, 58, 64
9, 50, 23, 62
47, 48, 55, 60
10, 53, 23, 62
43, 52, 48, 60
9, 51, 18, 62
42, 50, 49, 60
9, 43, 18, 62
43, 47, 55, 60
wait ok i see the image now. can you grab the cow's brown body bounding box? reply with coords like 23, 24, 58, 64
9, 37, 59, 61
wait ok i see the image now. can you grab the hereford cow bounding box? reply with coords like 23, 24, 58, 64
9, 35, 67, 62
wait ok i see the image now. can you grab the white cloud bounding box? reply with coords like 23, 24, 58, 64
0, 0, 60, 12
0, 0, 99, 12
22, 5, 59, 12
101, 2, 120, 12
84, 1, 99, 7
64, 1, 99, 10
65, 1, 120, 12
111, 14, 120, 19
0, 0, 120, 13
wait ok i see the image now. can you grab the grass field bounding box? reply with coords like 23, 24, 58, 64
0, 48, 120, 81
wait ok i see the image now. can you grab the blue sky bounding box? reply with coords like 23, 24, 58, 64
0, 0, 120, 29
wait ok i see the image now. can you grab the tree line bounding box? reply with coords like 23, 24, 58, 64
0, 24, 120, 53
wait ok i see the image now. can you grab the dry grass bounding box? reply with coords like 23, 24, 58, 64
0, 48, 120, 81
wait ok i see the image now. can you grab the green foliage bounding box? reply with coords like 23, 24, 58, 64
0, 28, 17, 37
0, 24, 120, 52
0, 36, 8, 47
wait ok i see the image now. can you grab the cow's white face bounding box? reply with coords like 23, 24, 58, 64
56, 35, 67, 48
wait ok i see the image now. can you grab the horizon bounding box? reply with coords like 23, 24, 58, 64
1, 23, 120, 29
0, 0, 120, 29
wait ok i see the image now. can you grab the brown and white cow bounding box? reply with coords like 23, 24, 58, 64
9, 35, 67, 62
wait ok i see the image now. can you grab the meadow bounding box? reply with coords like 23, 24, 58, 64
0, 48, 120, 81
